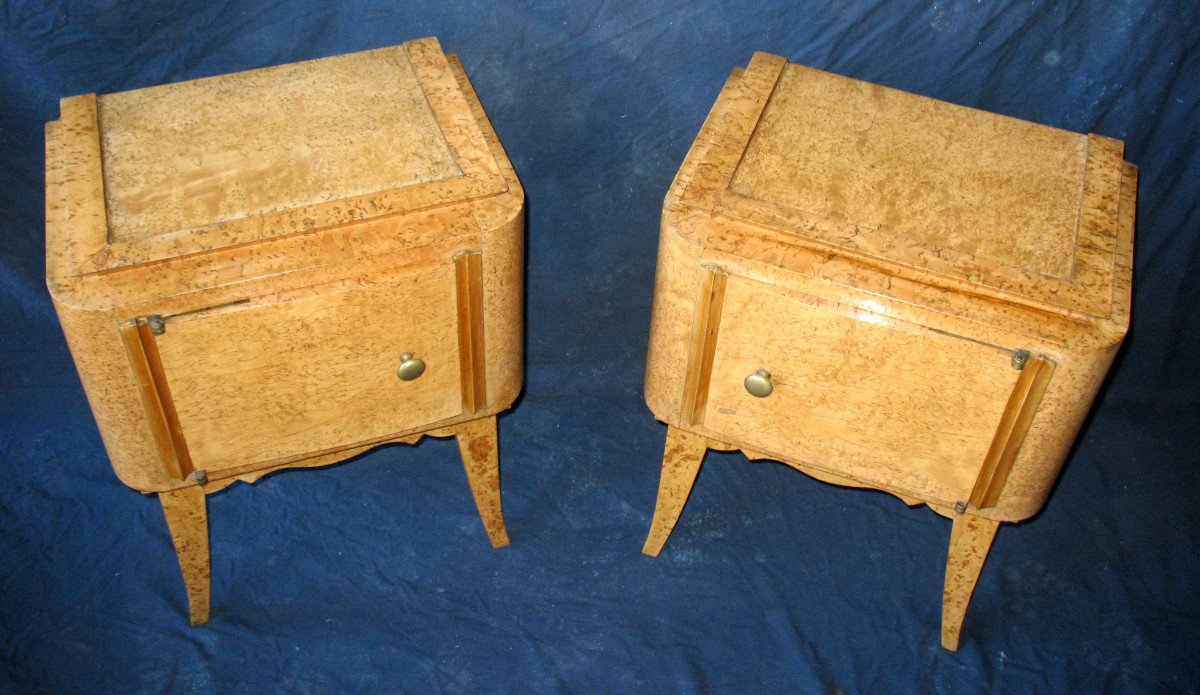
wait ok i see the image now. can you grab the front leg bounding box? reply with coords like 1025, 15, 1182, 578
159, 485, 210, 625
642, 426, 709, 557
941, 512, 1001, 650
454, 415, 511, 548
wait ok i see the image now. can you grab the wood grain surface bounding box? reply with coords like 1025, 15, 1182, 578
676, 54, 1126, 319
680, 267, 727, 426
642, 51, 1135, 650
941, 513, 1000, 650
703, 274, 1022, 505
47, 37, 524, 494
49, 38, 510, 277
152, 261, 462, 474
969, 356, 1055, 509
46, 38, 525, 625
642, 426, 709, 557
454, 416, 511, 548
159, 485, 210, 625
98, 45, 460, 241
731, 63, 1086, 279
455, 251, 487, 415
118, 320, 193, 481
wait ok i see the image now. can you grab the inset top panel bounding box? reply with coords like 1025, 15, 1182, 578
98, 46, 461, 241
48, 38, 510, 279
676, 53, 1130, 318
729, 64, 1085, 279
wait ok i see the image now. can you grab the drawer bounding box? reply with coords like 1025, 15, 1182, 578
131, 261, 464, 475
700, 273, 1030, 504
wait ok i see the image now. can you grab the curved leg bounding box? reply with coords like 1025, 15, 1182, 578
159, 486, 210, 626
642, 426, 708, 557
941, 513, 1000, 650
454, 416, 510, 548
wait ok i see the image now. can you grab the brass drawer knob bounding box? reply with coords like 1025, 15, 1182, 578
744, 369, 773, 398
396, 352, 426, 381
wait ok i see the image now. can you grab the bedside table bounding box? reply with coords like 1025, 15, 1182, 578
45, 38, 524, 625
642, 53, 1134, 649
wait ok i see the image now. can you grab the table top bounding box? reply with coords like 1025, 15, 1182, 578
730, 62, 1085, 280
98, 45, 461, 243
46, 38, 514, 285
673, 53, 1133, 319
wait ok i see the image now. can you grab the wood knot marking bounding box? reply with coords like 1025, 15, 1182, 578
469, 435, 493, 461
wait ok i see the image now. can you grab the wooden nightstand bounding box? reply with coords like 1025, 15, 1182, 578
45, 38, 524, 625
641, 53, 1134, 649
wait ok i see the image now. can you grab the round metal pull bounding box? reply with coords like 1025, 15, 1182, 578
744, 369, 773, 398
396, 353, 426, 381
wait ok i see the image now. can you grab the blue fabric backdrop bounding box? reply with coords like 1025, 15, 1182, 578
2, 2, 1197, 692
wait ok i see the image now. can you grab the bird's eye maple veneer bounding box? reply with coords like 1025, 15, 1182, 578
46, 38, 524, 625
641, 52, 1135, 650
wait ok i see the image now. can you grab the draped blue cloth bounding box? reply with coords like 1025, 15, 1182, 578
2, 2, 1197, 692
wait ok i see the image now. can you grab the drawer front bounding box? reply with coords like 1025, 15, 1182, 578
701, 274, 1024, 503
149, 262, 462, 473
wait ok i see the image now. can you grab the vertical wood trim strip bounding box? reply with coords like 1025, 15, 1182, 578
680, 268, 728, 426
119, 320, 195, 480
969, 356, 1055, 509
455, 251, 487, 414
54, 94, 111, 276
467, 252, 488, 412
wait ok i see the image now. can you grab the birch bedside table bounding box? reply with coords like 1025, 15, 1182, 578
641, 52, 1134, 649
45, 38, 524, 625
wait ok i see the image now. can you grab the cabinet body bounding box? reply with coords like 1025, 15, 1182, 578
642, 54, 1135, 649
46, 39, 523, 624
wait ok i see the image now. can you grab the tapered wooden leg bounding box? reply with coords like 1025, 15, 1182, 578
158, 485, 210, 626
642, 426, 709, 557
941, 513, 1000, 650
454, 416, 510, 548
